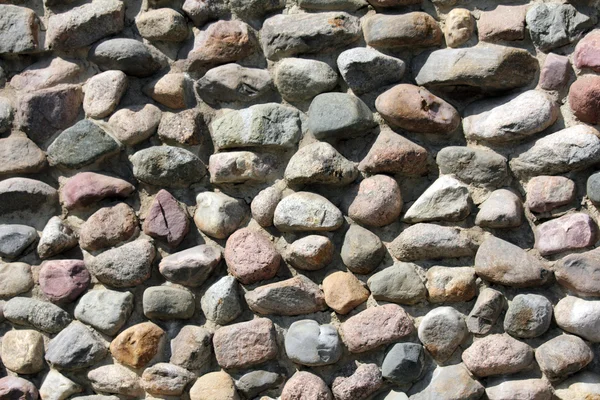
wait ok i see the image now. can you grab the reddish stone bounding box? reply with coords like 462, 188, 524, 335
332, 364, 383, 400
0, 376, 39, 400
478, 5, 527, 42
225, 228, 281, 285
348, 175, 402, 227
213, 318, 278, 369
535, 213, 597, 256
540, 53, 571, 90
569, 75, 600, 124
39, 260, 90, 303
143, 190, 189, 248
462, 334, 534, 377
574, 30, 600, 72
340, 304, 414, 353
79, 203, 138, 252
61, 172, 135, 209
526, 175, 576, 212
281, 371, 332, 400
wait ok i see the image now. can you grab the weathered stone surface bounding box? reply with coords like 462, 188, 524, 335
195, 192, 247, 239
526, 3, 592, 51
182, 0, 227, 27
246, 275, 326, 315
462, 334, 533, 377
485, 378, 552, 400
210, 151, 276, 184
89, 38, 162, 77
287, 235, 334, 271
404, 175, 470, 223
46, 322, 108, 370
478, 5, 527, 42
37, 217, 74, 258
79, 203, 137, 252
338, 47, 404, 94
201, 276, 242, 325
261, 12, 361, 60
555, 297, 600, 342
556, 248, 600, 297
211, 103, 301, 150
4, 297, 71, 333
322, 271, 369, 314
0, 376, 40, 400
10, 57, 86, 92
285, 319, 342, 366
40, 369, 82, 400
536, 335, 593, 381
61, 173, 134, 210
418, 306, 467, 361
160, 244, 221, 287
0, 262, 33, 298
285, 142, 358, 186
476, 189, 523, 228
463, 90, 558, 142
111, 321, 165, 368
39, 260, 90, 303
47, 120, 121, 169
225, 228, 280, 284
0, 224, 37, 259
143, 286, 195, 320
526, 176, 575, 212
364, 13, 441, 48
368, 263, 426, 304
475, 236, 550, 287
540, 53, 571, 90
466, 288, 505, 335
298, 0, 366, 11
274, 58, 337, 102
170, 325, 213, 370
1, 329, 44, 374
332, 363, 383, 400
535, 213, 597, 256
158, 109, 206, 145
444, 8, 474, 48
574, 30, 600, 72
341, 224, 385, 274
141, 363, 195, 396
437, 147, 507, 187
46, 0, 124, 50
410, 364, 484, 400
504, 294, 552, 338
190, 371, 240, 400
426, 266, 476, 303
0, 136, 46, 175
390, 223, 481, 261
143, 190, 189, 247
197, 63, 273, 104
75, 289, 134, 335
341, 304, 414, 353
348, 175, 402, 227
87, 239, 155, 287
382, 343, 425, 385
510, 125, 600, 178
414, 44, 537, 91
251, 186, 282, 227
235, 370, 282, 399
88, 364, 143, 397
589, 171, 600, 205
0, 97, 12, 134
0, 5, 39, 54
84, 70, 127, 118
281, 371, 332, 400
359, 129, 429, 176
136, 8, 188, 42
132, 146, 206, 187
145, 73, 191, 110
555, 372, 600, 400
308, 93, 376, 139
109, 104, 162, 145
569, 75, 600, 125
213, 318, 278, 369
274, 192, 343, 232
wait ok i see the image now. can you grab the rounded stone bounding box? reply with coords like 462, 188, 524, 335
110, 321, 165, 369
332, 363, 383, 400
444, 8, 474, 48
89, 38, 162, 77
74, 289, 134, 336
526, 175, 576, 212
251, 186, 282, 227
569, 75, 600, 125
281, 371, 332, 400
170, 325, 213, 370
274, 58, 338, 102
341, 224, 385, 274
287, 235, 334, 271
45, 322, 108, 371
87, 364, 144, 397
136, 8, 188, 42
382, 343, 425, 385
1, 329, 45, 374
213, 318, 278, 369
348, 175, 402, 227
554, 296, 600, 342
140, 363, 195, 396
285, 319, 342, 366
426, 266, 477, 303
159, 244, 222, 287
418, 306, 468, 362
273, 192, 343, 232
79, 203, 138, 252
201, 275, 242, 325
322, 271, 369, 314
108, 104, 162, 145
307, 92, 376, 139
0, 262, 33, 298
588, 171, 600, 204
189, 371, 240, 400
536, 334, 593, 381
225, 228, 281, 285
367, 262, 426, 304
194, 192, 247, 239
503, 294, 552, 338
131, 146, 206, 188
462, 334, 534, 377
337, 47, 405, 94
39, 260, 90, 303
143, 286, 195, 320
0, 377, 39, 400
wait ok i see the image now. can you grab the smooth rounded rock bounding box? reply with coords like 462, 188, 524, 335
555, 248, 600, 297
382, 343, 425, 385
359, 129, 429, 176
322, 271, 369, 314
189, 371, 240, 400
37, 217, 78, 259
83, 70, 127, 118
287, 235, 334, 271
0, 225, 37, 259
285, 142, 358, 186
110, 322, 165, 369
337, 47, 405, 94
196, 63, 273, 104
60, 172, 135, 210
348, 175, 402, 227
0, 376, 39, 400
79, 203, 138, 252
131, 146, 206, 188
555, 296, 600, 342
485, 378, 552, 400
308, 92, 376, 139
141, 363, 195, 396
159, 244, 222, 287
170, 325, 213, 370
274, 58, 338, 102
418, 307, 467, 362
4, 297, 71, 333
45, 322, 108, 371
526, 176, 576, 213
341, 224, 385, 274
363, 13, 442, 48
194, 192, 247, 239
281, 371, 332, 400
403, 175, 470, 223
88, 364, 143, 397
536, 335, 593, 381
475, 189, 523, 228
534, 213, 597, 256
504, 294, 552, 338
274, 192, 343, 232
74, 289, 134, 335
466, 288, 505, 335
108, 104, 162, 145
437, 147, 508, 188
426, 266, 477, 303
89, 38, 162, 77
143, 286, 195, 320
1, 329, 45, 374
213, 318, 278, 369
285, 320, 342, 366
201, 276, 242, 325
251, 186, 282, 227
444, 8, 474, 47
368, 262, 426, 304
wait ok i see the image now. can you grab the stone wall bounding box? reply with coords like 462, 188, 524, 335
0, 0, 600, 398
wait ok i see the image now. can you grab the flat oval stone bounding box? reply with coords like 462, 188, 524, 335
79, 203, 138, 252
555, 296, 600, 342
87, 364, 144, 397
287, 235, 334, 271
0, 177, 58, 228
367, 262, 426, 304
274, 57, 338, 102
475, 189, 523, 228
225, 228, 280, 285
110, 321, 165, 368
136, 9, 188, 42
39, 259, 90, 303
131, 146, 206, 188
348, 174, 402, 227
143, 286, 195, 320
338, 47, 405, 94
285, 319, 342, 366
376, 84, 459, 134
569, 75, 600, 125
194, 192, 248, 239
143, 189, 190, 248
251, 186, 282, 227
281, 371, 332, 400
61, 172, 135, 210
418, 306, 467, 362
526, 175, 575, 213
307, 92, 376, 139
0, 224, 37, 259
245, 275, 326, 315
437, 146, 507, 188
363, 13, 442, 48
285, 141, 358, 186
485, 378, 552, 400
322, 271, 369, 314
45, 322, 108, 371
74, 289, 134, 335
89, 38, 162, 77
83, 70, 127, 118
555, 248, 600, 297
3, 297, 71, 333
213, 318, 278, 369
159, 244, 222, 287
462, 334, 533, 377
536, 335, 593, 382
534, 213, 597, 256
189, 370, 239, 400
274, 192, 343, 232
141, 363, 195, 396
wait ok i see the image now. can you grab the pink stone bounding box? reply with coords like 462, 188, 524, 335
224, 228, 281, 285
0, 376, 39, 399
535, 213, 598, 256
61, 172, 135, 209
540, 53, 571, 91
143, 189, 190, 248
348, 174, 403, 227
281, 371, 332, 400
39, 259, 90, 303
340, 304, 414, 353
462, 334, 534, 377
213, 318, 278, 369
526, 175, 576, 212
332, 363, 383, 400
574, 30, 600, 72
568, 75, 600, 125
478, 5, 527, 42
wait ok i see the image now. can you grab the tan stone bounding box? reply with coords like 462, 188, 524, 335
145, 73, 189, 109
79, 203, 138, 252
110, 321, 165, 369
444, 8, 474, 47
322, 271, 369, 314
426, 266, 477, 303
189, 371, 240, 400
1, 329, 44, 374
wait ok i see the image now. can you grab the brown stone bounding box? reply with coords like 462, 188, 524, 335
555, 248, 600, 297
287, 235, 334, 271
213, 318, 278, 369
79, 203, 138, 252
170, 325, 213, 370
348, 175, 402, 227
462, 334, 534, 377
444, 8, 474, 48
574, 29, 600, 72
110, 321, 165, 369
145, 73, 190, 109
569, 75, 600, 124
486, 378, 552, 400
158, 109, 206, 146
61, 172, 135, 209
108, 104, 162, 145
281, 371, 332, 400
245, 275, 326, 315
426, 266, 477, 303
10, 57, 86, 92
526, 175, 576, 212
143, 189, 189, 248
225, 228, 281, 285
363, 13, 442, 48
1, 329, 44, 374
375, 84, 460, 134
367, 0, 421, 6
478, 5, 527, 42
322, 271, 369, 314
0, 136, 46, 176
536, 334, 593, 381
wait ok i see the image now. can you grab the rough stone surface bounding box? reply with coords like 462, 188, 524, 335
526, 175, 576, 212
189, 370, 240, 400
0, 5, 40, 54
274, 192, 343, 232
308, 92, 376, 139
143, 286, 195, 320
83, 70, 127, 118
1, 329, 45, 374
555, 248, 600, 297
110, 321, 165, 368
158, 109, 206, 145
359, 129, 429, 176
462, 334, 534, 377
143, 189, 190, 247
4, 297, 71, 333
197, 63, 273, 104
160, 244, 222, 287
136, 8, 188, 42
170, 325, 213, 370
526, 3, 592, 51
40, 369, 82, 400
45, 322, 108, 370
285, 319, 342, 366
0, 376, 40, 400
281, 372, 332, 400
504, 294, 552, 338
555, 296, 600, 342
348, 175, 402, 227
444, 8, 474, 48
478, 5, 527, 42
322, 271, 369, 314
61, 172, 135, 210
574, 30, 600, 72
426, 266, 477, 303
213, 318, 278, 369
363, 13, 442, 48
534, 213, 597, 256
201, 275, 242, 325
141, 363, 195, 396
332, 363, 383, 400
195, 192, 247, 239
275, 58, 338, 102
79, 203, 138, 252
368, 262, 426, 304
569, 75, 600, 125
536, 335, 593, 381
285, 142, 358, 186
410, 364, 484, 400
0, 136, 46, 176
475, 189, 523, 228
88, 364, 143, 397
74, 289, 134, 335
485, 378, 552, 400
466, 288, 505, 335
437, 146, 507, 187
0, 224, 37, 259
382, 343, 425, 385
245, 275, 326, 315
338, 47, 405, 94
39, 259, 91, 303
540, 53, 571, 90
89, 38, 162, 77
287, 235, 334, 271
418, 306, 468, 362
109, 104, 162, 145
403, 175, 470, 223
251, 186, 282, 227
225, 228, 280, 284
341, 224, 385, 274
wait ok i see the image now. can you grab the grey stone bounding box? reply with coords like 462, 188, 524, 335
170, 325, 213, 370
337, 47, 405, 94
196, 63, 274, 104
72, 396, 119, 400
157, 109, 206, 145
475, 189, 523, 228
299, 0, 367, 11
463, 91, 559, 143
410, 364, 485, 400
143, 286, 195, 320
536, 335, 593, 381
526, 3, 593, 51
0, 224, 37, 259
341, 224, 385, 274
211, 103, 301, 151
504, 294, 552, 338
236, 370, 282, 399
403, 176, 470, 223
287, 235, 334, 271
37, 216, 78, 259
87, 364, 143, 397
159, 244, 222, 287
485, 378, 552, 400
382, 343, 425, 385
285, 319, 342, 366
274, 58, 338, 102
130, 145, 206, 187
261, 12, 361, 60
390, 223, 481, 261
466, 288, 505, 335
0, 5, 40, 54
230, 0, 285, 18
45, 322, 108, 370
510, 125, 600, 178
274, 192, 343, 232
418, 307, 468, 361
363, 13, 442, 49
89, 38, 162, 78
194, 192, 248, 239
108, 104, 162, 145
555, 248, 600, 297
0, 136, 46, 176
141, 363, 195, 396
285, 141, 358, 186
74, 289, 134, 335
555, 297, 600, 342
201, 275, 242, 325
47, 120, 121, 169
251, 186, 282, 227
182, 0, 227, 27
83, 70, 128, 119
209, 151, 277, 184
40, 369, 82, 400
368, 263, 426, 304
0, 97, 13, 134
136, 8, 188, 42
87, 239, 156, 288
307, 93, 376, 139
4, 297, 71, 333
0, 262, 33, 298
587, 172, 600, 204
414, 44, 537, 91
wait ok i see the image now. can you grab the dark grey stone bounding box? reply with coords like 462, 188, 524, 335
367, 263, 426, 305
382, 343, 425, 385
236, 370, 283, 399
587, 171, 600, 204
504, 294, 552, 339
526, 3, 594, 51
3, 297, 71, 334
89, 38, 162, 77
308, 92, 376, 139
130, 146, 206, 188
436, 146, 508, 187
45, 322, 108, 370
0, 224, 37, 259
341, 224, 385, 274
337, 47, 405, 94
